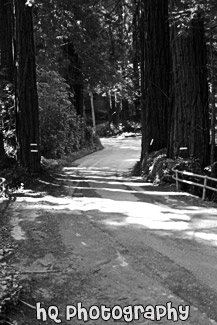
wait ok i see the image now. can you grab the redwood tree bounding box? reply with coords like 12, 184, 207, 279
141, 0, 170, 159
15, 0, 40, 172
168, 12, 210, 167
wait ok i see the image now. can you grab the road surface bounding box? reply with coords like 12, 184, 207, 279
7, 136, 217, 324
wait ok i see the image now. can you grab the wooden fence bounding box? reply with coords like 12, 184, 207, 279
172, 168, 217, 200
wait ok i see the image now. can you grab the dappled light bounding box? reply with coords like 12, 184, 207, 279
14, 165, 217, 248
1, 0, 217, 321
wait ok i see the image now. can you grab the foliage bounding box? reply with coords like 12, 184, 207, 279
38, 68, 86, 158
97, 121, 141, 137
33, 0, 137, 159
0, 218, 21, 322
0, 262, 21, 316
0, 83, 16, 157
37, 68, 101, 159
34, 0, 135, 98
139, 150, 204, 192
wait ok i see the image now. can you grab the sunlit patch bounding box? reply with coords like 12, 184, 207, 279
54, 178, 151, 188
126, 216, 189, 230
125, 158, 138, 162
10, 217, 26, 240
38, 180, 61, 187
104, 220, 127, 227
16, 195, 72, 205
115, 252, 128, 267
81, 242, 87, 246
185, 231, 217, 246
37, 183, 196, 198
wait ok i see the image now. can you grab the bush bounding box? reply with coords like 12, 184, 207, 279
38, 68, 98, 159
0, 83, 16, 158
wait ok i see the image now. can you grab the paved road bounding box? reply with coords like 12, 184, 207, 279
9, 136, 217, 324
75, 136, 141, 172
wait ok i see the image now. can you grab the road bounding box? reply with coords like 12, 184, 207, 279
8, 136, 217, 324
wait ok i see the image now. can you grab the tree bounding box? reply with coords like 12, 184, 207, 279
168, 5, 210, 167
132, 0, 141, 121
15, 0, 40, 172
141, 0, 170, 160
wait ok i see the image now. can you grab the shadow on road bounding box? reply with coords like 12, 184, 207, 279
13, 165, 217, 249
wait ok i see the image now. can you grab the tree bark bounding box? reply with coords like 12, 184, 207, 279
90, 92, 96, 134
132, 0, 141, 121
210, 33, 216, 175
168, 16, 210, 167
15, 0, 40, 172
141, 0, 170, 158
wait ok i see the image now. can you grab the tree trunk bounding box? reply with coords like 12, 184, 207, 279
140, 0, 145, 159
168, 16, 210, 167
15, 0, 40, 172
107, 91, 112, 132
210, 33, 216, 175
141, 0, 170, 158
132, 0, 141, 121
111, 93, 118, 126
90, 92, 96, 134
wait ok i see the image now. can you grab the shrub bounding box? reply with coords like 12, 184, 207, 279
37, 68, 94, 158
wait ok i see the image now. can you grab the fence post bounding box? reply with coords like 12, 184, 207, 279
202, 176, 207, 200
175, 170, 179, 191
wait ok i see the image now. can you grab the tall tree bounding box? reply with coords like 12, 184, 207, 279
15, 0, 40, 172
168, 7, 210, 167
141, 0, 170, 159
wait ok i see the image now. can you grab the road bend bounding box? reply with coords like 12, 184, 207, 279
9, 136, 217, 324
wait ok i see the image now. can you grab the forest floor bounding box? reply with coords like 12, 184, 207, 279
1, 136, 217, 325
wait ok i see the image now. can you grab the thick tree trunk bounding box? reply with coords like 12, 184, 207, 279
15, 0, 40, 172
168, 17, 210, 167
141, 0, 170, 158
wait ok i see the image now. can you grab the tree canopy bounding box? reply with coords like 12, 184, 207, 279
0, 0, 217, 171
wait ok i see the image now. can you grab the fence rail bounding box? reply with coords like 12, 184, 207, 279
172, 168, 217, 200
